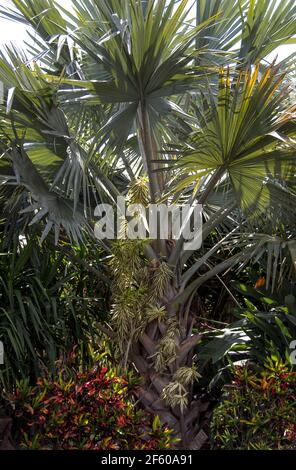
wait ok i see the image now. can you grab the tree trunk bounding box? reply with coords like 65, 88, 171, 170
109, 102, 212, 448
110, 237, 209, 448
129, 275, 209, 448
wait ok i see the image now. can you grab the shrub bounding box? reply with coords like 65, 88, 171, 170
0, 235, 110, 392
197, 287, 296, 392
210, 359, 296, 449
9, 365, 174, 450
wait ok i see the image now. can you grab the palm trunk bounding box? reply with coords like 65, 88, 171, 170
128, 271, 209, 448
110, 236, 210, 447
110, 104, 213, 448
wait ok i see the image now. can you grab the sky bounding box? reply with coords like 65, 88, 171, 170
0, 0, 73, 46
0, 0, 295, 61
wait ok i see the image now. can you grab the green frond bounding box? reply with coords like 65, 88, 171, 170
145, 305, 166, 323
162, 381, 188, 412
153, 319, 180, 372
173, 366, 201, 385
151, 261, 174, 299
127, 176, 150, 206
177, 64, 296, 215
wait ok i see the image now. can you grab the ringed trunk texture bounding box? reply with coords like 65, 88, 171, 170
128, 273, 209, 449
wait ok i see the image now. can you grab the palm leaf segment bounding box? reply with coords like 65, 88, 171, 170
0, 0, 215, 242
47, 0, 215, 149
0, 54, 90, 243
178, 65, 296, 214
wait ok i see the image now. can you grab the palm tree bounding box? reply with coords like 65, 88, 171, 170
0, 0, 296, 447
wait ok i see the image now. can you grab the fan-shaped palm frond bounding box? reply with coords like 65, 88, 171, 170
176, 65, 296, 214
